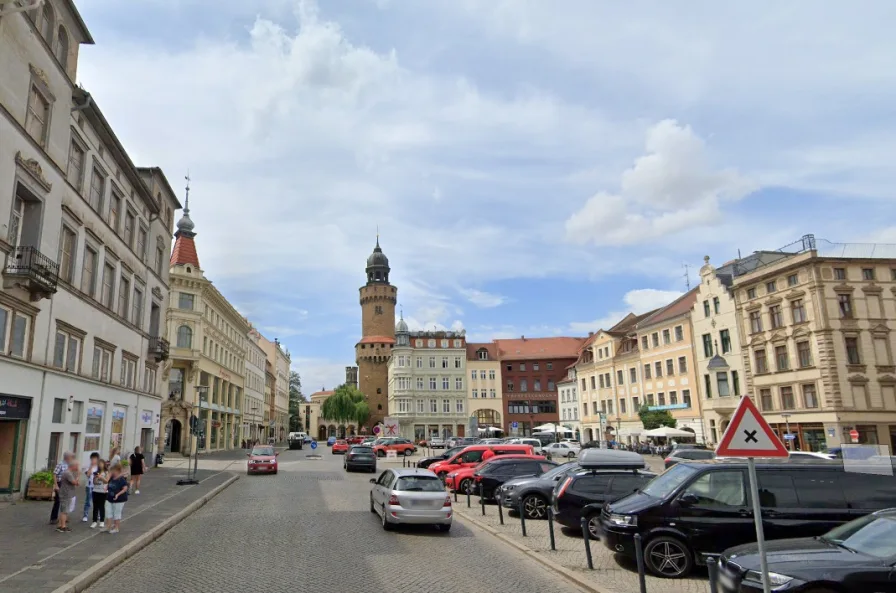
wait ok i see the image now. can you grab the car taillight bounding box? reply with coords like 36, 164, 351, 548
388, 494, 400, 506
664, 457, 671, 463
556, 477, 573, 499
443, 496, 452, 507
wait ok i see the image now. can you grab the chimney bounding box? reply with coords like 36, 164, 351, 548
588, 331, 594, 337
521, 335, 525, 340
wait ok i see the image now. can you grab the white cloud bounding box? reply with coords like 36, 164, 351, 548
565, 120, 757, 246
568, 287, 683, 334
458, 288, 507, 308
293, 357, 348, 394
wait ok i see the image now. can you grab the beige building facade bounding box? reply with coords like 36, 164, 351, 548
466, 343, 503, 434
243, 327, 266, 443
733, 237, 896, 452
258, 334, 290, 442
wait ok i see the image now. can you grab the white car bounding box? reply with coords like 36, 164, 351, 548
543, 442, 580, 459
369, 468, 452, 532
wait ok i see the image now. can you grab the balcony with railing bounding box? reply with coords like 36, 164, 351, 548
2, 246, 58, 301
149, 336, 170, 362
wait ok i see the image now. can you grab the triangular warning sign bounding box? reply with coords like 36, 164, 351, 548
716, 396, 789, 458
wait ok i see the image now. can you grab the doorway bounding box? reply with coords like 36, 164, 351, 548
318, 425, 327, 441
165, 419, 182, 453
141, 428, 154, 459
0, 420, 27, 492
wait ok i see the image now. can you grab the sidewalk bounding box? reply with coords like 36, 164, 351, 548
0, 468, 236, 593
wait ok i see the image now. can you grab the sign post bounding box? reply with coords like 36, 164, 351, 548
715, 396, 789, 593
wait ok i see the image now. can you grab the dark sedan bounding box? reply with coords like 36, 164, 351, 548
474, 457, 557, 501
719, 509, 896, 592
496, 462, 578, 519
344, 446, 377, 473
416, 446, 465, 469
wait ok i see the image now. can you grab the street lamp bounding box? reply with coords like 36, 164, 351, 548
780, 413, 793, 451
177, 385, 208, 486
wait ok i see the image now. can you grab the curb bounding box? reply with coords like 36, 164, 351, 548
455, 510, 611, 593
50, 475, 239, 593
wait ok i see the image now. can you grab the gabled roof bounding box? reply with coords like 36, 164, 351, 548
494, 336, 587, 360
466, 342, 498, 361
608, 309, 659, 335
636, 287, 699, 329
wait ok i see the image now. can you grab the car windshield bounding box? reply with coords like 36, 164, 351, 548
336, 440, 346, 444
395, 476, 444, 492
640, 464, 697, 498
542, 462, 578, 480
351, 447, 373, 455
821, 515, 896, 558
252, 447, 274, 456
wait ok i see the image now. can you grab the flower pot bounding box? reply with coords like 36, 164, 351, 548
26, 483, 54, 501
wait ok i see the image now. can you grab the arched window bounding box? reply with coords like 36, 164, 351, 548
40, 3, 55, 46
176, 325, 193, 348
475, 409, 501, 426
55, 26, 69, 69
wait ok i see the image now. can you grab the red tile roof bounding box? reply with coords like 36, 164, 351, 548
357, 336, 396, 345
310, 390, 334, 398
637, 287, 699, 328
495, 336, 587, 360
466, 342, 498, 361
170, 235, 200, 267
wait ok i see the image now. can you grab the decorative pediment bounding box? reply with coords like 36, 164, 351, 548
15, 151, 52, 192
769, 331, 788, 344
785, 289, 806, 300
847, 374, 869, 385
870, 323, 890, 335
152, 286, 163, 300
833, 283, 855, 294
792, 326, 811, 339
749, 334, 766, 346
766, 296, 783, 306
862, 284, 883, 295
879, 374, 896, 386
745, 302, 762, 312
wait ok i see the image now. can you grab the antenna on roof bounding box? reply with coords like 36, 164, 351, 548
682, 263, 691, 290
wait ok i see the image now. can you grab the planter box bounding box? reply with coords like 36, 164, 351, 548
26, 483, 54, 501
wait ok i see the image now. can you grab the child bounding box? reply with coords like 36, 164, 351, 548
82, 452, 99, 522
90, 459, 108, 529
104, 464, 128, 534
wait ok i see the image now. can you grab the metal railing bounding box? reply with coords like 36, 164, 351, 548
4, 245, 59, 294
149, 336, 170, 361
729, 234, 896, 277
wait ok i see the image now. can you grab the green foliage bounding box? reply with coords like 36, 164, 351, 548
321, 384, 370, 427
638, 406, 677, 430
288, 370, 306, 431
30, 470, 55, 487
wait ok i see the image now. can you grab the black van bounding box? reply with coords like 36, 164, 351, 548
598, 458, 896, 578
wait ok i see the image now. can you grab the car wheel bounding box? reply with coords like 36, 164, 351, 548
567, 452, 576, 459
404, 449, 413, 457
458, 478, 474, 495
644, 536, 693, 578
522, 494, 548, 519
377, 450, 386, 458
584, 511, 601, 540
438, 523, 451, 532
381, 506, 392, 531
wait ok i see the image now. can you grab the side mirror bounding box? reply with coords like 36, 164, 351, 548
275, 452, 280, 456
369, 479, 377, 484
679, 493, 699, 506
246, 453, 251, 457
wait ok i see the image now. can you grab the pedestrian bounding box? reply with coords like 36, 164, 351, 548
90, 459, 108, 529
109, 447, 121, 468
57, 460, 80, 533
128, 446, 146, 494
105, 463, 129, 534
82, 452, 99, 522
49, 452, 73, 525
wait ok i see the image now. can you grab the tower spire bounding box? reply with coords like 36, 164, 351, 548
170, 171, 200, 267
184, 171, 191, 215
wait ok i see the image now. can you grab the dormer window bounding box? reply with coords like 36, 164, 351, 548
477, 349, 488, 360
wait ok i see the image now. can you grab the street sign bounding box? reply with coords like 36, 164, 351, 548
373, 425, 381, 434
383, 417, 399, 437
511, 421, 519, 429
310, 440, 317, 450
386, 450, 397, 459
849, 429, 859, 443
783, 433, 796, 440
716, 396, 789, 458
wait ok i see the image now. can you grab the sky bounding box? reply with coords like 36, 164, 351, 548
71, 0, 896, 393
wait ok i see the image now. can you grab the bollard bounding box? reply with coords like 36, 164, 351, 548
580, 517, 594, 569
706, 557, 720, 593
547, 507, 556, 551
497, 497, 504, 525
480, 482, 486, 516
633, 533, 648, 593
519, 499, 527, 537
466, 487, 471, 508
454, 488, 458, 503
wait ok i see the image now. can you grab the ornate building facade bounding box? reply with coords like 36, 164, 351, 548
355, 238, 396, 430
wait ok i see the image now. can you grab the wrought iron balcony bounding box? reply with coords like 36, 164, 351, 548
3, 246, 58, 301
149, 336, 170, 362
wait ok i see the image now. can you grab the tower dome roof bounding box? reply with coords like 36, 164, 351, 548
365, 236, 391, 284
367, 240, 389, 267
396, 317, 409, 333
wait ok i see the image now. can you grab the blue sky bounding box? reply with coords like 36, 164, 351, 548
72, 0, 896, 392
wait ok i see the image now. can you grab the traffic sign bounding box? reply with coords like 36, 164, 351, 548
716, 396, 788, 458
849, 429, 859, 443
310, 440, 317, 450
783, 433, 796, 440
511, 422, 519, 429
373, 425, 381, 434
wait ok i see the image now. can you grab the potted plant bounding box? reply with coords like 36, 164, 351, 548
121, 459, 130, 477
26, 470, 56, 500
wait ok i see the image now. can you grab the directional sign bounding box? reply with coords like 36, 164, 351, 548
511, 421, 519, 429
716, 396, 788, 458
783, 433, 796, 440
310, 440, 318, 450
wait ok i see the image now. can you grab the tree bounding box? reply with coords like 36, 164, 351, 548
288, 371, 306, 431
320, 384, 369, 429
638, 406, 677, 430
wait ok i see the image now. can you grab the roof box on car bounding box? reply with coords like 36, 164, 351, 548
578, 448, 647, 470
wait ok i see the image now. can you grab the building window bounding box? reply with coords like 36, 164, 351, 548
749, 311, 763, 333
619, 398, 627, 415
787, 273, 798, 287
80, 245, 98, 297
456, 400, 464, 413
834, 267, 846, 280
179, 293, 194, 310
442, 377, 449, 390
88, 167, 106, 212
599, 375, 604, 389
629, 367, 637, 383
654, 361, 663, 378
678, 356, 687, 373
682, 389, 691, 408
490, 389, 496, 398
780, 386, 795, 410
674, 325, 684, 341
662, 329, 671, 344
702, 333, 713, 357
416, 399, 424, 413
760, 388, 773, 411
718, 329, 731, 354
669, 391, 677, 405
108, 191, 122, 232
176, 325, 193, 349
416, 357, 423, 368
797, 341, 812, 368
477, 350, 488, 360
520, 379, 528, 392
91, 344, 113, 382
533, 362, 540, 371
455, 377, 463, 390
616, 370, 624, 385
717, 372, 730, 397
430, 378, 437, 390
118, 276, 130, 318
704, 374, 712, 398
534, 379, 541, 391
101, 263, 116, 308
53, 328, 80, 372
519, 363, 526, 371
754, 349, 768, 374
429, 356, 436, 369
838, 294, 853, 319
775, 345, 789, 371
652, 333, 659, 348
120, 357, 137, 389
766, 281, 777, 294
57, 225, 77, 284
747, 287, 756, 299
802, 384, 819, 408
845, 337, 861, 365
132, 286, 143, 327
641, 336, 649, 350
52, 398, 66, 423
713, 297, 720, 314
442, 399, 450, 413
472, 389, 478, 399
25, 84, 51, 147
632, 396, 639, 410
136, 225, 148, 260
67, 140, 85, 190
769, 305, 783, 329
441, 356, 448, 369
791, 299, 806, 324
643, 363, 651, 379
488, 370, 495, 380
471, 370, 477, 380
703, 300, 711, 317
454, 356, 462, 369
546, 362, 553, 370
732, 370, 740, 396
666, 359, 674, 376
416, 377, 424, 390
55, 25, 69, 68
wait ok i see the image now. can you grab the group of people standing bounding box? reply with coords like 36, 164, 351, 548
49, 446, 147, 534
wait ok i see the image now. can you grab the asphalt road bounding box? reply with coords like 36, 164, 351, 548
86, 448, 589, 593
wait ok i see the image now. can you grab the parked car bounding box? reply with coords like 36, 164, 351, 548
327, 436, 337, 447
369, 468, 452, 532
346, 435, 366, 445
417, 446, 467, 469
372, 438, 417, 457
505, 438, 545, 455
719, 508, 896, 593
497, 462, 578, 519
287, 432, 305, 450
552, 449, 654, 538
429, 437, 447, 449
474, 456, 557, 501
332, 439, 349, 454
429, 444, 535, 479
664, 448, 715, 469
446, 454, 548, 495
246, 445, 279, 475
599, 458, 896, 578
344, 446, 377, 472
447, 436, 478, 448
543, 442, 581, 459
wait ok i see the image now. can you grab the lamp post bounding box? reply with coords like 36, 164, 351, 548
177, 385, 208, 486
780, 413, 792, 451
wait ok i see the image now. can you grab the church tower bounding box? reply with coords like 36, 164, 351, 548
355, 237, 397, 430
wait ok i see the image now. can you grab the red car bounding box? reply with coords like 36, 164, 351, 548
332, 439, 349, 454
346, 436, 366, 445
247, 445, 278, 475
372, 438, 417, 457
446, 455, 545, 494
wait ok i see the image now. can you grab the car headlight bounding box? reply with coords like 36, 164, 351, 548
744, 570, 793, 589
608, 513, 637, 527
502, 485, 515, 492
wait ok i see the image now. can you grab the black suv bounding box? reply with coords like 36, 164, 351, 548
497, 462, 579, 519
552, 449, 655, 538
473, 457, 558, 501
600, 458, 896, 578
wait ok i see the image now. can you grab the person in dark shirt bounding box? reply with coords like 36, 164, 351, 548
129, 446, 146, 494
105, 464, 129, 534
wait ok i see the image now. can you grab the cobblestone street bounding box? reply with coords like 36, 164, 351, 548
85, 449, 595, 593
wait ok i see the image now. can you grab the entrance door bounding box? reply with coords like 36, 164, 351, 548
141, 428, 154, 459
167, 419, 182, 453
0, 421, 26, 491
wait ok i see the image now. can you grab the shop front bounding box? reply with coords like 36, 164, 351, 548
768, 422, 827, 452
0, 394, 31, 493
